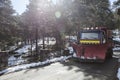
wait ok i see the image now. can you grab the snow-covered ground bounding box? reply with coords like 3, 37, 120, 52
118, 68, 120, 80
8, 39, 56, 66
8, 56, 27, 66
117, 59, 120, 80
0, 55, 72, 75
0, 38, 73, 75
113, 36, 120, 52
8, 44, 35, 66
15, 39, 56, 54
15, 45, 35, 54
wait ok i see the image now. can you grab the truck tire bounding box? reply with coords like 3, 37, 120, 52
106, 48, 113, 59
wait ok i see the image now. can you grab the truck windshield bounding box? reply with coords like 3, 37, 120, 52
81, 33, 99, 39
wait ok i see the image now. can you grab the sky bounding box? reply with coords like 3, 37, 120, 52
11, 0, 29, 14
110, 0, 117, 5
11, 0, 117, 15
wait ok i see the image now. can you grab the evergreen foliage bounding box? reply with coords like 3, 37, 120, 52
0, 0, 19, 50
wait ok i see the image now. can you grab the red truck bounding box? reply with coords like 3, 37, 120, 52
72, 27, 113, 62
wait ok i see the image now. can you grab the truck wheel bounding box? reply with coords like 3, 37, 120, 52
106, 48, 113, 59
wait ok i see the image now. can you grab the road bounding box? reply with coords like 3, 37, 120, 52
0, 57, 118, 80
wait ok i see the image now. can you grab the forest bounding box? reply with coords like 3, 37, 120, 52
0, 0, 120, 51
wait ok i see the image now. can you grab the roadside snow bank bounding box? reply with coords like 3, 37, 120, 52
0, 56, 72, 75
117, 68, 120, 80
117, 59, 120, 80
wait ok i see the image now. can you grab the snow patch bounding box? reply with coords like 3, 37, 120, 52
15, 39, 56, 55
73, 52, 77, 57
117, 59, 120, 80
113, 47, 120, 51
8, 56, 27, 66
117, 68, 120, 80
113, 38, 120, 42
15, 45, 35, 54
67, 47, 74, 54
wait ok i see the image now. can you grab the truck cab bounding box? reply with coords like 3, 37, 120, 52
79, 30, 106, 44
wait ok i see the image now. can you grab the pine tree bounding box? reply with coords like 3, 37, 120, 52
21, 0, 64, 51
0, 0, 18, 50
62, 0, 115, 35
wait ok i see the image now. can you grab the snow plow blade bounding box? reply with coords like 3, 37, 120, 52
72, 44, 109, 62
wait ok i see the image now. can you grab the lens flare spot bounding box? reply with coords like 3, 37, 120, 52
55, 11, 61, 18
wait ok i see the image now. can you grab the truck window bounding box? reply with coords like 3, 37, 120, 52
81, 33, 99, 39
101, 32, 106, 43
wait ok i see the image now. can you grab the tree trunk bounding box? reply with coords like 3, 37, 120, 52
35, 27, 38, 54
42, 28, 45, 49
